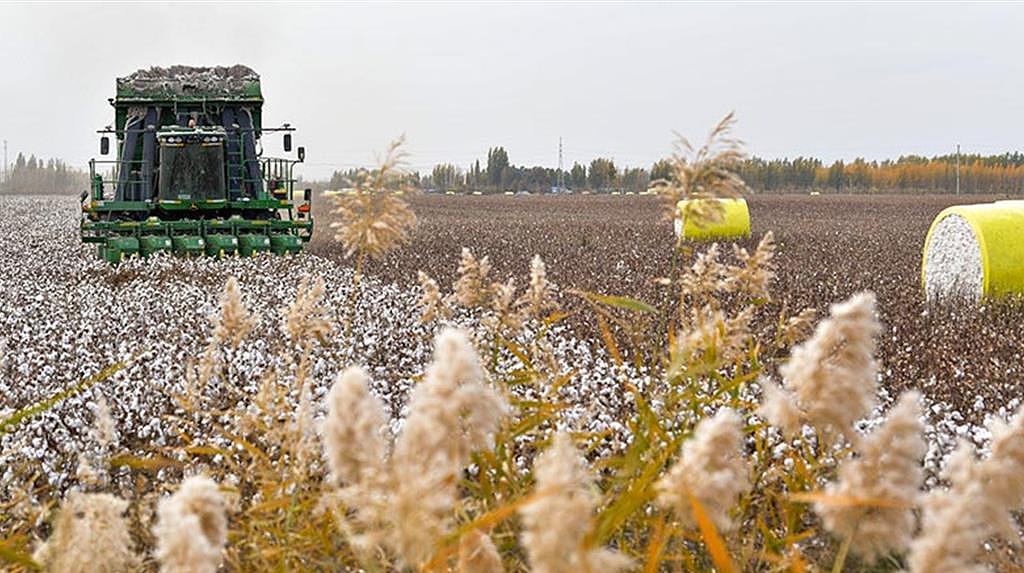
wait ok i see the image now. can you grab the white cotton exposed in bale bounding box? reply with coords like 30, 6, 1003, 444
922, 202, 1024, 303
922, 214, 983, 303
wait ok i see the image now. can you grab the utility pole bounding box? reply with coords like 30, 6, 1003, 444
557, 137, 564, 192
2, 139, 7, 186
956, 143, 961, 195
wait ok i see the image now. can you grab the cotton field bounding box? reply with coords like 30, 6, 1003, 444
0, 195, 634, 490
313, 192, 1024, 419
3, 190, 1024, 572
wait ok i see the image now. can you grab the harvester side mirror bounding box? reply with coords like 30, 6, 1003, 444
304, 188, 311, 202
284, 133, 293, 152
297, 146, 305, 162
80, 190, 88, 203
100, 136, 110, 156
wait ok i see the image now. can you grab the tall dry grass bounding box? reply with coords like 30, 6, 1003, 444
3, 118, 1023, 572
327, 136, 418, 337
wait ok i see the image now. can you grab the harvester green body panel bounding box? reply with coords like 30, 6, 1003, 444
139, 235, 172, 256
205, 234, 239, 257
100, 236, 140, 263
238, 234, 271, 257
80, 65, 313, 262
172, 235, 205, 257
270, 234, 302, 255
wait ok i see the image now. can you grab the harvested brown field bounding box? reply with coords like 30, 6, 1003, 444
310, 193, 1024, 419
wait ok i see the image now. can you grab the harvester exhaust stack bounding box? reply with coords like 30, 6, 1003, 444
80, 65, 313, 262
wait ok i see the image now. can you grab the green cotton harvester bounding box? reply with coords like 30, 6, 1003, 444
80, 65, 313, 262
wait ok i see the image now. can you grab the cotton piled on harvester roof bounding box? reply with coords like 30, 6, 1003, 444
117, 65, 259, 97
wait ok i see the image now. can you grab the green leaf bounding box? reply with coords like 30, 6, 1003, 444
0, 360, 127, 436
0, 538, 41, 571
109, 454, 183, 472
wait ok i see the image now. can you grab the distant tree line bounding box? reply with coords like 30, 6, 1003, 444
327, 149, 1024, 195
739, 153, 1024, 194
0, 153, 88, 195
326, 147, 651, 194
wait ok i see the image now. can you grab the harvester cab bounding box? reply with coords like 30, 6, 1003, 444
80, 65, 313, 262
156, 127, 228, 203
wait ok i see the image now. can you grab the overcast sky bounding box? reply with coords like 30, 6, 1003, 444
2, 2, 1024, 178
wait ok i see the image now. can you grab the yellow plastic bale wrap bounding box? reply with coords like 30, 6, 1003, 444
921, 201, 1024, 301
674, 198, 751, 240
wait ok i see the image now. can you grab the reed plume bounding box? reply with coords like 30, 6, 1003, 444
649, 112, 749, 224
329, 137, 417, 261
387, 328, 507, 567
670, 305, 753, 374
727, 231, 775, 300
677, 232, 775, 308
153, 476, 227, 573
974, 404, 1024, 541
283, 276, 331, 346
908, 404, 1024, 572
656, 408, 749, 531
453, 247, 496, 309
76, 393, 118, 488
488, 277, 523, 332
520, 433, 631, 573
778, 307, 818, 347
677, 243, 728, 303
89, 393, 117, 448
294, 378, 317, 473
760, 291, 880, 443
517, 254, 555, 319
906, 440, 988, 573
420, 252, 558, 336
323, 367, 389, 487
815, 391, 926, 563
758, 379, 804, 437
457, 530, 504, 573
183, 276, 255, 408
33, 492, 138, 573
212, 276, 253, 349
322, 367, 391, 555
417, 270, 450, 323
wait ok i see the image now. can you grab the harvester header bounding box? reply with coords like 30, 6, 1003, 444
80, 65, 312, 262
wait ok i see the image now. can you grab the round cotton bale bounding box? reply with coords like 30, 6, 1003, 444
674, 198, 751, 240
921, 201, 1024, 303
